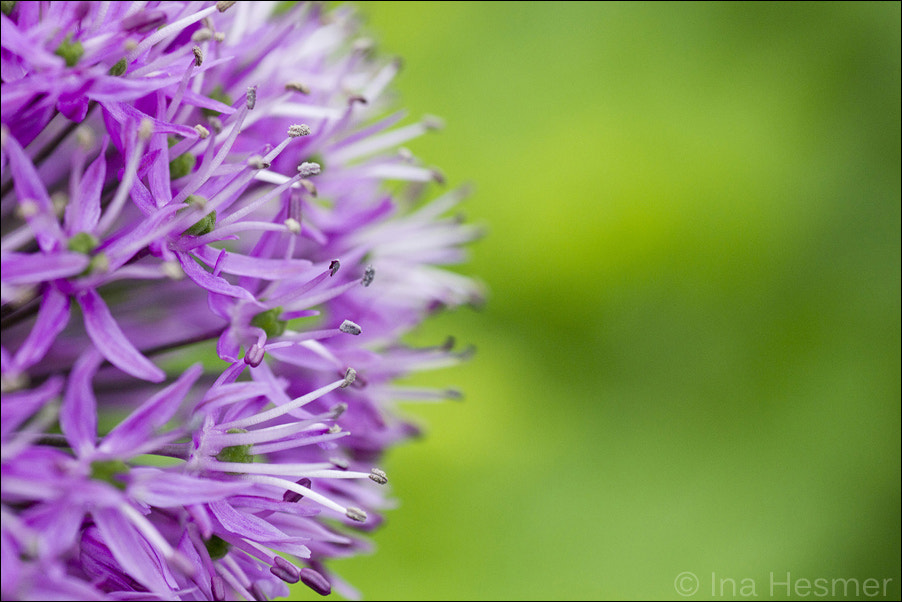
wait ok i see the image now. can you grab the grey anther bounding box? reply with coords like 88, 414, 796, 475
285, 82, 311, 94
339, 320, 361, 336
246, 86, 257, 110
191, 28, 214, 43
339, 368, 356, 389
361, 265, 375, 287
192, 46, 203, 67
345, 507, 367, 522
328, 259, 340, 276
297, 161, 321, 177
369, 468, 388, 485
247, 155, 270, 169
288, 124, 311, 137
194, 124, 210, 139
216, 1, 236, 12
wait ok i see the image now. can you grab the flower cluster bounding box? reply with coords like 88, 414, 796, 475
1, 2, 481, 599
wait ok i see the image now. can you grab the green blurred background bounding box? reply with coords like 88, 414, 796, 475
292, 2, 901, 600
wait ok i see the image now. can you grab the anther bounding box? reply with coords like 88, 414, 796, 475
288, 124, 312, 137
369, 468, 388, 485
246, 86, 257, 110
216, 1, 236, 12
285, 82, 311, 94
345, 507, 367, 522
300, 179, 317, 196
284, 218, 301, 234
270, 556, 300, 584
211, 575, 226, 601
192, 46, 203, 67
162, 261, 184, 280
361, 265, 375, 287
423, 115, 445, 130
339, 320, 362, 336
329, 457, 349, 470
300, 567, 332, 596
329, 259, 340, 276
194, 124, 210, 139
330, 402, 348, 417
214, 32, 225, 42
328, 424, 342, 434
348, 94, 367, 106
247, 155, 270, 169
282, 478, 311, 503
244, 344, 265, 368
139, 118, 154, 140
192, 28, 213, 43
340, 368, 356, 388
297, 162, 321, 177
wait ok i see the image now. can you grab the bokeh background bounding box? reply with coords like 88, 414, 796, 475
292, 2, 901, 600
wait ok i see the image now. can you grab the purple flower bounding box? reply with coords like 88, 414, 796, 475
1, 2, 482, 599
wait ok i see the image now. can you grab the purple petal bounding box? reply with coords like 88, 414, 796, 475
76, 288, 165, 382
176, 251, 254, 300
91, 507, 176, 595
65, 137, 108, 233
0, 376, 63, 440
99, 364, 202, 456
1, 252, 90, 284
129, 469, 252, 507
59, 348, 103, 455
11, 285, 70, 373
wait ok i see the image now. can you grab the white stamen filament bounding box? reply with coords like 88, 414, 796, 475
217, 375, 348, 430
96, 123, 150, 234
127, 5, 219, 62
248, 474, 363, 520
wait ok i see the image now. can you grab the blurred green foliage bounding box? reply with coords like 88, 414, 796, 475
291, 2, 900, 600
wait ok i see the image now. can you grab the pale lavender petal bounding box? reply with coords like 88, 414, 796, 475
0, 252, 89, 284
11, 286, 70, 373
59, 349, 103, 455
99, 364, 202, 456
76, 288, 165, 382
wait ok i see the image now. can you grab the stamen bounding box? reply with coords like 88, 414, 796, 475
282, 478, 312, 503
247, 156, 270, 169
192, 28, 214, 43
194, 124, 210, 139
329, 259, 340, 276
339, 320, 362, 336
330, 403, 347, 418
246, 86, 257, 110
345, 507, 367, 522
285, 82, 311, 94
270, 556, 300, 584
193, 45, 204, 67
284, 218, 301, 234
300, 567, 332, 596
216, 1, 237, 12
330, 457, 349, 470
243, 344, 265, 368
369, 468, 388, 485
297, 162, 321, 177
218, 373, 351, 430
288, 124, 312, 137
362, 265, 375, 287
341, 368, 356, 388
212, 575, 226, 601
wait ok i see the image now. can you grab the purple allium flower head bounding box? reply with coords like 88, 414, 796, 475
0, 2, 483, 599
